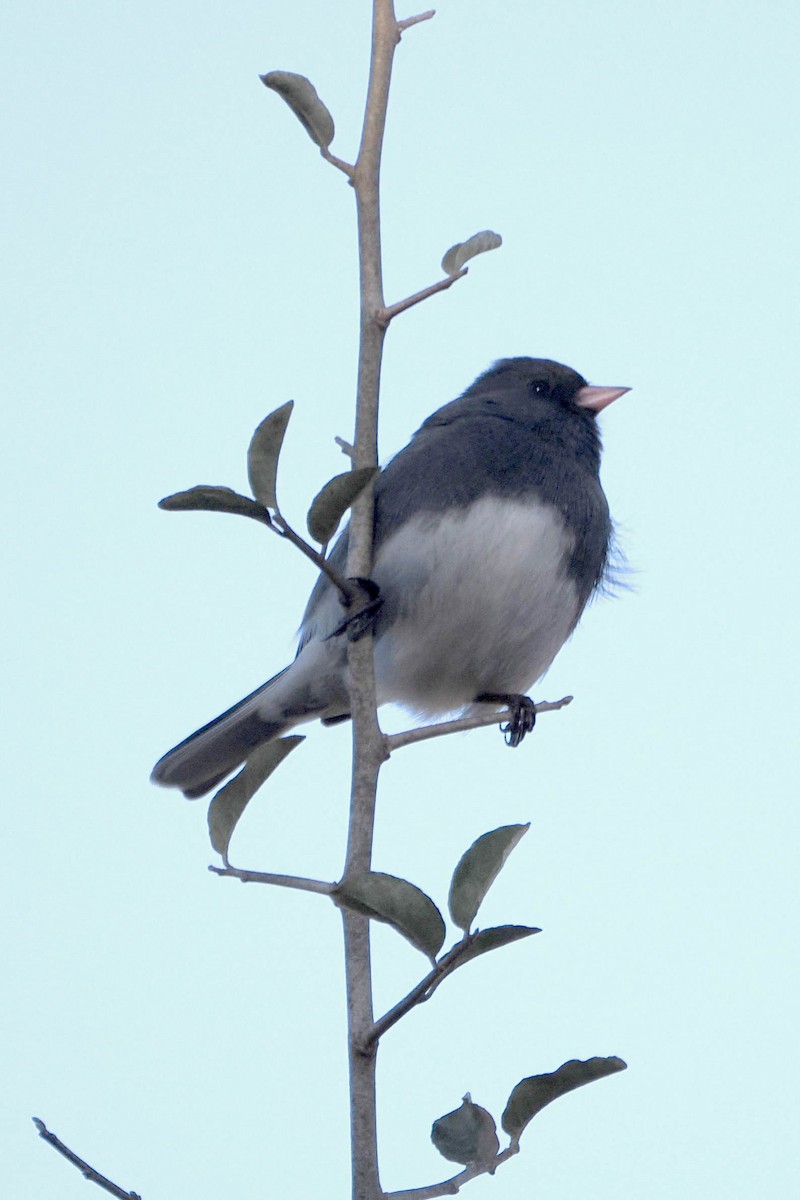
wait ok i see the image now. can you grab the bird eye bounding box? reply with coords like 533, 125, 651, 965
532, 380, 550, 396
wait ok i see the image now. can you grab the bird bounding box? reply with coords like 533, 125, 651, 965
152, 357, 628, 798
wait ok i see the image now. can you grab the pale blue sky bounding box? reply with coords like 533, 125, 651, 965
3, 2, 798, 1197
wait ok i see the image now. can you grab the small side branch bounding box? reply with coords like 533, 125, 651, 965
158, 488, 357, 605
366, 937, 472, 1047
379, 269, 468, 325
271, 512, 351, 597
386, 696, 574, 754
320, 145, 356, 178
388, 1144, 519, 1200
265, 510, 378, 627
397, 9, 437, 34
209, 865, 334, 894
32, 1119, 141, 1200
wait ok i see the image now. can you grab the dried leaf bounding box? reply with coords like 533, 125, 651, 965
260, 71, 335, 148
207, 737, 304, 863
306, 467, 378, 544
441, 230, 503, 277
431, 1094, 500, 1166
247, 401, 294, 510
335, 871, 446, 960
502, 1057, 627, 1140
158, 485, 270, 523
449, 824, 529, 932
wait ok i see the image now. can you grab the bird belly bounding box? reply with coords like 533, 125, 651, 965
371, 496, 581, 716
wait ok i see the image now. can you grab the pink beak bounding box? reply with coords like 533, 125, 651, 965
575, 384, 630, 413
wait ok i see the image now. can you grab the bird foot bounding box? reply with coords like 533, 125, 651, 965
329, 577, 383, 642
476, 692, 537, 747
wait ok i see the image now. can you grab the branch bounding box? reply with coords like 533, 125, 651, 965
339, 2, 406, 1194
267, 510, 379, 630
388, 1144, 519, 1200
385, 695, 574, 753
271, 511, 351, 598
32, 1119, 142, 1200
366, 937, 473, 1047
158, 488, 360, 606
209, 865, 334, 894
397, 9, 436, 34
379, 268, 467, 325
320, 145, 356, 178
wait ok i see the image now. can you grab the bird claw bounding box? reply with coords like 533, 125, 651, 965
329, 577, 384, 642
476, 692, 537, 747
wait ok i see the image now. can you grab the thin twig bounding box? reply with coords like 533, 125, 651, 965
160, 490, 356, 601
379, 269, 468, 324
388, 1144, 520, 1200
271, 512, 352, 598
336, 435, 356, 458
271, 511, 380, 628
385, 696, 574, 753
32, 1119, 142, 1200
232, 505, 381, 632
321, 145, 356, 178
209, 865, 334, 894
364, 937, 472, 1048
397, 9, 437, 34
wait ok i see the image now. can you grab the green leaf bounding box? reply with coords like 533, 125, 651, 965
306, 467, 378, 544
334, 871, 446, 960
502, 1057, 628, 1140
449, 824, 529, 932
431, 1094, 500, 1166
260, 71, 335, 148
247, 401, 294, 509
207, 737, 304, 864
441, 230, 503, 277
455, 924, 540, 967
158, 485, 271, 523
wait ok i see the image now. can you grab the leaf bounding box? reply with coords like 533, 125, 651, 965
441, 230, 503, 277
207, 737, 305, 864
502, 1057, 628, 1140
158, 485, 270, 523
247, 401, 294, 510
334, 871, 446, 960
449, 824, 529, 932
455, 924, 541, 967
306, 467, 378, 544
260, 71, 335, 148
431, 1094, 500, 1166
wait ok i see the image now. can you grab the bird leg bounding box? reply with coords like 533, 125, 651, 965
475, 692, 537, 747
329, 577, 384, 642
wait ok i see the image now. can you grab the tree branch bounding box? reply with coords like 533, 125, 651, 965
385, 696, 574, 753
388, 1145, 519, 1200
159, 488, 360, 605
32, 1120, 142, 1200
271, 512, 352, 599
321, 145, 356, 177
365, 937, 473, 1047
397, 9, 437, 34
209, 865, 334, 894
379, 269, 467, 325
341, 2, 410, 1197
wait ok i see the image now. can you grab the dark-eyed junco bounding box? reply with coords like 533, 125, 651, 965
152, 357, 628, 797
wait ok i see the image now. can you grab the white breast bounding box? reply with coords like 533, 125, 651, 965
371, 495, 581, 716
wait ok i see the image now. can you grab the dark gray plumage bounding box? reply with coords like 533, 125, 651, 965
152, 357, 627, 797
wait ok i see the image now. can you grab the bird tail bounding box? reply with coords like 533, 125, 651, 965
151, 641, 349, 799
150, 671, 291, 798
